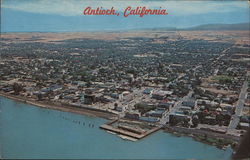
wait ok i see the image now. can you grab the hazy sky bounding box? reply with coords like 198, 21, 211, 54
1, 0, 250, 32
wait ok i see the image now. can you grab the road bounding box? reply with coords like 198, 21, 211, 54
212, 46, 234, 76
160, 91, 193, 125
228, 71, 249, 131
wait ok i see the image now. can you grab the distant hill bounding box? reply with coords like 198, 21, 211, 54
183, 23, 250, 31
136, 23, 250, 31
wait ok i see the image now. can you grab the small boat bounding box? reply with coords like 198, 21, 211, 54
118, 135, 137, 142
107, 131, 117, 135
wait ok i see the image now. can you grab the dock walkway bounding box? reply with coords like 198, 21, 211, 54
100, 121, 161, 140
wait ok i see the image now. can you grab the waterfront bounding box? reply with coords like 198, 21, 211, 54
0, 96, 233, 159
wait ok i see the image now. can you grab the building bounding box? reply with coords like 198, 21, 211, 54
158, 101, 175, 110
110, 93, 123, 99
179, 106, 192, 112
238, 122, 250, 130
152, 90, 173, 100
49, 84, 63, 92
145, 108, 166, 118
115, 105, 128, 112
220, 103, 235, 114
125, 111, 141, 120
169, 113, 190, 124
139, 116, 160, 123
143, 88, 153, 94
203, 116, 217, 125
182, 100, 196, 109
84, 94, 96, 105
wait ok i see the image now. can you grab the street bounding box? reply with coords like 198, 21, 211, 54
228, 71, 249, 131
160, 91, 193, 125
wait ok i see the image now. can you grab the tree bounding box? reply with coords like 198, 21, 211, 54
183, 118, 190, 128
37, 93, 43, 101
13, 83, 23, 95
192, 115, 199, 128
86, 81, 92, 87
114, 103, 118, 110
204, 134, 208, 140
56, 79, 63, 85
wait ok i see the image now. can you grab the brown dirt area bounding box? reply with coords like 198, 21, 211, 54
1, 30, 249, 44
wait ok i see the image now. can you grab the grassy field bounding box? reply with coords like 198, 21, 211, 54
212, 75, 233, 84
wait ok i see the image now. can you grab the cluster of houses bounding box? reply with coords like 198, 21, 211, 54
0, 32, 249, 134
122, 88, 175, 122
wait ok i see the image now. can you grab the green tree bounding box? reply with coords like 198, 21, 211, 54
13, 83, 23, 95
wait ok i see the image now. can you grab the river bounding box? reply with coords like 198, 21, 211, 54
0, 96, 233, 159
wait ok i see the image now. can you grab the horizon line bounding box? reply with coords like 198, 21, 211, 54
1, 22, 249, 34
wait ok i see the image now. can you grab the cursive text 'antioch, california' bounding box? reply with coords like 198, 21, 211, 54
83, 6, 168, 17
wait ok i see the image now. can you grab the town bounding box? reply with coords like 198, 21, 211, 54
0, 30, 249, 148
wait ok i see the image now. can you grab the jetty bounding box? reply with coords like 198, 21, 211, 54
100, 119, 162, 140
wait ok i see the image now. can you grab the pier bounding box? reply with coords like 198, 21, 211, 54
100, 119, 162, 140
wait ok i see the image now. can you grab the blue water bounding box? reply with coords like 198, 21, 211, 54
0, 96, 232, 159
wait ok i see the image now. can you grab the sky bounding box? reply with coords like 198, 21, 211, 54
1, 0, 250, 32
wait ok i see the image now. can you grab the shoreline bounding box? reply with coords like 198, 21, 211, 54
0, 92, 117, 120
0, 92, 240, 151
164, 126, 239, 150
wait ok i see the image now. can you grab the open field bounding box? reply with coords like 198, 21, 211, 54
1, 30, 249, 44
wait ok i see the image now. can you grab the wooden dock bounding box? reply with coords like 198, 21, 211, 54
100, 123, 162, 140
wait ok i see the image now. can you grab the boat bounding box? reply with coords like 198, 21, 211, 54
118, 134, 137, 142
107, 131, 117, 135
